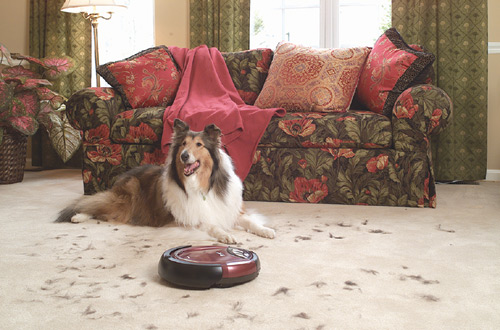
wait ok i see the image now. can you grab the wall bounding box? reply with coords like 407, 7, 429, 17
0, 0, 29, 54
0, 0, 498, 178
155, 0, 189, 47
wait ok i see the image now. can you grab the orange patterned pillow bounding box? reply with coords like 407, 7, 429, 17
255, 42, 370, 112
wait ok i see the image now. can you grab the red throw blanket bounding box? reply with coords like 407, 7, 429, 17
161, 45, 285, 181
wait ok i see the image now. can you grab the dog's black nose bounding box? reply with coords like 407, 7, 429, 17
181, 151, 189, 163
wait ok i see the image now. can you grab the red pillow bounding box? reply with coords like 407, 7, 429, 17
97, 46, 181, 109
356, 28, 435, 116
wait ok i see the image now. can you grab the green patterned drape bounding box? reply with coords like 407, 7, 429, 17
189, 0, 250, 52
392, 0, 488, 181
30, 0, 91, 168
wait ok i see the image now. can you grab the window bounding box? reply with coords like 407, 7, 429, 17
93, 0, 155, 86
250, 0, 391, 49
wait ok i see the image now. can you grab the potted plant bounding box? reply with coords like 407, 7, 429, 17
0, 43, 81, 183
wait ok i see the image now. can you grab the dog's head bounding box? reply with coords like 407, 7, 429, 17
170, 119, 222, 192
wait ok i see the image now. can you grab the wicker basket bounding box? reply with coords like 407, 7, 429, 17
0, 127, 28, 184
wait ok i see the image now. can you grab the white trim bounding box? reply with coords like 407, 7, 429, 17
488, 42, 500, 54
485, 169, 500, 181
320, 0, 338, 48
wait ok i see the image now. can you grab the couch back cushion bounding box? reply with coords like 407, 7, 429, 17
97, 46, 181, 109
254, 42, 370, 113
222, 48, 273, 105
356, 28, 435, 117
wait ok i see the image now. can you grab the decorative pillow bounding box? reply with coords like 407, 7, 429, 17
254, 42, 370, 112
409, 44, 435, 85
222, 48, 273, 105
356, 28, 435, 116
97, 46, 181, 109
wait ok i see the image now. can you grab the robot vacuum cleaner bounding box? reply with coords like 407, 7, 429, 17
158, 245, 260, 289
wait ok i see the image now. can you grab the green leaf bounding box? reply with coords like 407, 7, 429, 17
0, 43, 15, 66
343, 119, 361, 141
0, 80, 14, 113
397, 194, 408, 206
42, 111, 82, 162
270, 186, 280, 201
388, 163, 401, 183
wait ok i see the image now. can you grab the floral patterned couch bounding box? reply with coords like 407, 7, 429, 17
66, 29, 452, 207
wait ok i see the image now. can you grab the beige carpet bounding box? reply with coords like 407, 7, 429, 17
1, 169, 499, 330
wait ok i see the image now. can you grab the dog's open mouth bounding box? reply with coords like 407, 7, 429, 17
183, 161, 200, 176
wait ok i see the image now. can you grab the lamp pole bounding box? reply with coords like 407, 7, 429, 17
83, 12, 112, 87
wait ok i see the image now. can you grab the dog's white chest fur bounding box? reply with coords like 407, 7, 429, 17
163, 151, 243, 230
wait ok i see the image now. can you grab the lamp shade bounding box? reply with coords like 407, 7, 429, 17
61, 0, 129, 14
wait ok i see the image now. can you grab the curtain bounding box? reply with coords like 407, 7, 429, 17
392, 0, 488, 181
30, 0, 91, 168
189, 0, 250, 52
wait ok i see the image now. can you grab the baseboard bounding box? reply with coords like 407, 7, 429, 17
485, 169, 500, 181
24, 158, 42, 171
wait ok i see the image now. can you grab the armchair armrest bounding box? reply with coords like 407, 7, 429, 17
392, 84, 452, 152
65, 87, 126, 133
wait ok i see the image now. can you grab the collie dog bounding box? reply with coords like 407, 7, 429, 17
56, 119, 275, 244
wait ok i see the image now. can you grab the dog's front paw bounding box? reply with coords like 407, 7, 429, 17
258, 227, 276, 239
217, 232, 237, 244
204, 225, 238, 244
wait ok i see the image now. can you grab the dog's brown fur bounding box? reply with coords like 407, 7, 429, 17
57, 165, 173, 227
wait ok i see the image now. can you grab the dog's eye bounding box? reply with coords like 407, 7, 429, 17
182, 141, 186, 146
196, 142, 202, 147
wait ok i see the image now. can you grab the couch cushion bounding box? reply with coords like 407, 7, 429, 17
97, 46, 181, 109
258, 110, 392, 149
110, 107, 165, 145
255, 42, 370, 113
222, 48, 273, 105
356, 28, 435, 117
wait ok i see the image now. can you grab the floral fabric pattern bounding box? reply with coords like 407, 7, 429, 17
356, 28, 435, 117
222, 48, 273, 105
392, 84, 452, 152
97, 46, 181, 109
111, 107, 164, 144
259, 111, 392, 149
243, 147, 434, 207
255, 42, 370, 112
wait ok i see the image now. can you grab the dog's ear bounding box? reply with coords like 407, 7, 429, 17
173, 119, 189, 134
204, 123, 221, 141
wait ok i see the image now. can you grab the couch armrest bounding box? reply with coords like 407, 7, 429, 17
65, 87, 126, 133
392, 84, 452, 152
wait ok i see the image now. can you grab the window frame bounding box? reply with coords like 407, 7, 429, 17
250, 0, 390, 49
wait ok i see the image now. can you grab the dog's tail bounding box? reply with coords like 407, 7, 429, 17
54, 191, 116, 223
54, 202, 79, 222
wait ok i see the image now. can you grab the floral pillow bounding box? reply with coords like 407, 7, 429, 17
255, 42, 370, 112
356, 28, 435, 116
409, 44, 435, 85
97, 46, 181, 109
